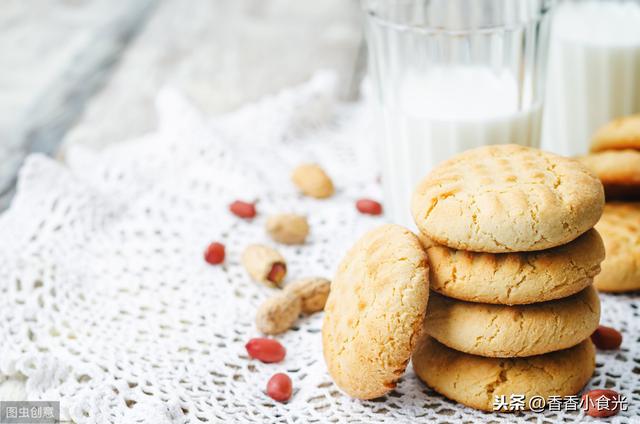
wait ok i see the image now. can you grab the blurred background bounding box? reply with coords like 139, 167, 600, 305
0, 0, 363, 208
3, 0, 640, 211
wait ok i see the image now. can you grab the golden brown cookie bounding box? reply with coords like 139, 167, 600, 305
594, 202, 640, 292
411, 145, 604, 253
412, 336, 595, 412
579, 150, 640, 200
424, 286, 600, 357
422, 229, 604, 305
322, 224, 429, 399
591, 114, 640, 152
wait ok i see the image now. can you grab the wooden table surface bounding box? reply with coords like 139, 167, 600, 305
0, 0, 361, 415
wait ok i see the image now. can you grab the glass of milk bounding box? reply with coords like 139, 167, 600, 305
362, 0, 553, 226
542, 0, 640, 157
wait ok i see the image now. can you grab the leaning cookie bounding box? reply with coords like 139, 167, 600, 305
579, 150, 640, 200
591, 114, 640, 152
412, 145, 604, 253
322, 224, 429, 399
424, 286, 600, 357
594, 203, 640, 292
420, 229, 604, 305
412, 336, 595, 412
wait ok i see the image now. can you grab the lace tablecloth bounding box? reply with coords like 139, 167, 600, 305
0, 73, 638, 423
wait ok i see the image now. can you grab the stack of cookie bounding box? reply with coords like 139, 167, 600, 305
579, 114, 640, 293
410, 145, 606, 411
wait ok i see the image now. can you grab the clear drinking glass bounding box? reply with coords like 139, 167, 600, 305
542, 0, 640, 157
362, 0, 553, 227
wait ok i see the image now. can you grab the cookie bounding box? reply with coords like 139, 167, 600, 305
594, 202, 640, 292
411, 144, 604, 253
422, 229, 604, 305
424, 286, 600, 357
579, 150, 640, 200
412, 336, 595, 412
591, 114, 640, 152
322, 224, 429, 399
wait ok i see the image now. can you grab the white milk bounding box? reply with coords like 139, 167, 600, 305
542, 0, 640, 156
378, 67, 542, 226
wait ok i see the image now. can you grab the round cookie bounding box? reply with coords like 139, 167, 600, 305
412, 336, 595, 412
579, 150, 640, 200
424, 286, 600, 357
322, 224, 429, 399
594, 202, 640, 292
421, 229, 604, 305
591, 114, 640, 152
411, 144, 605, 253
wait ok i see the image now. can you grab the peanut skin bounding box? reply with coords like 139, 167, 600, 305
242, 244, 287, 287
285, 277, 331, 314
256, 292, 302, 335
266, 214, 309, 245
591, 325, 622, 350
291, 164, 334, 199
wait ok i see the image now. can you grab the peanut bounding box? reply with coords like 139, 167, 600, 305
267, 373, 292, 402
582, 389, 621, 417
242, 244, 287, 287
266, 214, 309, 245
229, 200, 256, 218
245, 338, 286, 363
356, 198, 383, 215
204, 242, 225, 265
256, 292, 302, 335
291, 164, 334, 199
591, 325, 623, 350
285, 277, 331, 314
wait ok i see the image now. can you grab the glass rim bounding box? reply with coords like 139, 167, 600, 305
361, 0, 554, 35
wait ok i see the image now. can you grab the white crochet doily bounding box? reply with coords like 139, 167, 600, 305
0, 73, 638, 424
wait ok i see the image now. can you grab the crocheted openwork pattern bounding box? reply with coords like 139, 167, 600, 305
0, 74, 637, 423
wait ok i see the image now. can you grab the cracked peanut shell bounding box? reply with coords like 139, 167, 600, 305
241, 244, 287, 288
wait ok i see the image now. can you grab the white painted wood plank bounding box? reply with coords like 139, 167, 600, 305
0, 0, 157, 206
